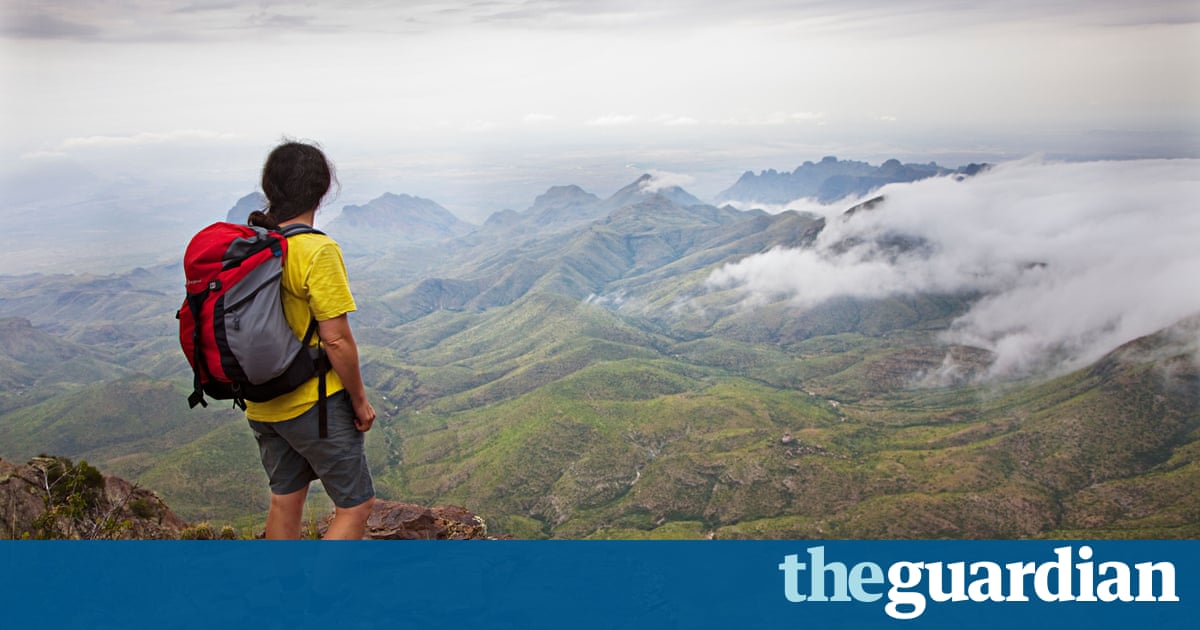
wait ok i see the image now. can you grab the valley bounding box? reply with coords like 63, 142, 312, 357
2, 157, 1196, 538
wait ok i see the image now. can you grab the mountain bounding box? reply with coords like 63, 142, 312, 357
224, 192, 266, 224
716, 156, 987, 205
517, 184, 602, 229
374, 180, 753, 323
332, 193, 476, 248
377, 309, 1199, 540
0, 317, 136, 414
602, 174, 705, 211
0, 163, 1195, 540
478, 174, 705, 238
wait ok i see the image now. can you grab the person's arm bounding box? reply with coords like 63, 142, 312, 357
318, 314, 375, 432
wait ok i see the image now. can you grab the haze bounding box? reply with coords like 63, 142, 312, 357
1, 0, 1197, 228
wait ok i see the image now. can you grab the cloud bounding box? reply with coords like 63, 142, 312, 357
20, 150, 70, 160
5, 1, 1193, 44
523, 113, 558, 124
707, 157, 1200, 379
248, 12, 318, 30
0, 12, 99, 39
719, 111, 826, 126
586, 114, 638, 126
0, 1, 347, 42
639, 169, 696, 193
57, 129, 241, 149
657, 115, 700, 126
461, 120, 498, 132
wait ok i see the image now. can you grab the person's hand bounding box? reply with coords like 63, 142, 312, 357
352, 398, 376, 432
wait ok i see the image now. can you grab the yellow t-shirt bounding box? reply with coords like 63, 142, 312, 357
244, 230, 356, 422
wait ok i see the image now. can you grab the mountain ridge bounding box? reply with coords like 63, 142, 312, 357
0, 160, 1193, 539
717, 156, 988, 205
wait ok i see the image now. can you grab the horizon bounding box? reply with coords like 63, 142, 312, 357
2, 1, 1198, 224
2, 1, 1198, 275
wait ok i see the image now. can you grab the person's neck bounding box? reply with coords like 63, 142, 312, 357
279, 209, 316, 227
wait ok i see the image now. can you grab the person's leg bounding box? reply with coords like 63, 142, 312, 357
285, 392, 375, 539
265, 485, 310, 539
322, 496, 375, 540
250, 418, 318, 539
258, 393, 375, 539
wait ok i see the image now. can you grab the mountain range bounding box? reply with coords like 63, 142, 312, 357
0, 157, 1195, 538
717, 155, 988, 204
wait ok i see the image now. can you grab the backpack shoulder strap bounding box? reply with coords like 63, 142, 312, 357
277, 223, 326, 238
278, 227, 331, 437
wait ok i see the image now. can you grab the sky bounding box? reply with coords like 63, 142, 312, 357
2, 0, 1198, 221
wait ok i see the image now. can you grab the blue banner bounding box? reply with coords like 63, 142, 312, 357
1, 540, 1195, 628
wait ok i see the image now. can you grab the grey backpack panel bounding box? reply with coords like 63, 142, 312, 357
222, 256, 305, 385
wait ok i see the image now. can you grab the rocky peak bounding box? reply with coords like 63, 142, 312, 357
526, 184, 602, 221
606, 174, 703, 211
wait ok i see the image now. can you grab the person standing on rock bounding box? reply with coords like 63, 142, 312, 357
243, 140, 376, 539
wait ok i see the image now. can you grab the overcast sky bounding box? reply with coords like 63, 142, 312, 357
2, 0, 1198, 218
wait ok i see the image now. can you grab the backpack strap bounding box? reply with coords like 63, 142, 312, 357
283, 223, 331, 437
277, 223, 326, 238
184, 292, 210, 409
318, 357, 328, 439
301, 318, 330, 439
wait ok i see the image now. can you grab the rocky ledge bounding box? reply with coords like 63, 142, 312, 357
2, 455, 494, 540
317, 501, 494, 540
1, 456, 187, 540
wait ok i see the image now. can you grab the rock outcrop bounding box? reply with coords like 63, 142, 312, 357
317, 500, 492, 540
0, 456, 187, 540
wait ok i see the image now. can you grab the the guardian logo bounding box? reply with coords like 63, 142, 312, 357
779, 545, 1178, 620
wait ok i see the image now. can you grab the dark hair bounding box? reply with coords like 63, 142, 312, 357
248, 140, 337, 230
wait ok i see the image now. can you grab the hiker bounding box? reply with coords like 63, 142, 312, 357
243, 140, 376, 540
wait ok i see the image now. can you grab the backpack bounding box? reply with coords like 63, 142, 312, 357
177, 222, 331, 436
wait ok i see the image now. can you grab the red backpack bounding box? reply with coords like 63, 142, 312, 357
178, 222, 331, 435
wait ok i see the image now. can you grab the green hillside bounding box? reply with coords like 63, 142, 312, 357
0, 181, 1196, 538
363, 302, 1199, 539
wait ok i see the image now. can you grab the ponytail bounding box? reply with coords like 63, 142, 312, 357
246, 209, 280, 231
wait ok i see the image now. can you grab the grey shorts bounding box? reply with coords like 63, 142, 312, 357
248, 390, 375, 508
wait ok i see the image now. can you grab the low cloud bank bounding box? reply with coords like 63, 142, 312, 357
709, 157, 1200, 378
639, 169, 696, 193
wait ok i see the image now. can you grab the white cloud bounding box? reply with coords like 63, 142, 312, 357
707, 157, 1200, 378
6, 1, 1196, 44
658, 115, 700, 126
20, 150, 69, 160
586, 114, 638, 126
523, 113, 558, 123
788, 111, 826, 121
3, 1, 1195, 167
461, 120, 498, 132
718, 111, 827, 126
58, 129, 241, 149
639, 169, 696, 193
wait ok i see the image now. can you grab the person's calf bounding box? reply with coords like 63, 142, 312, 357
265, 486, 309, 539
323, 496, 375, 540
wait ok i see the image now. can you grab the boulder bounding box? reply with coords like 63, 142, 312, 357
317, 499, 491, 540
